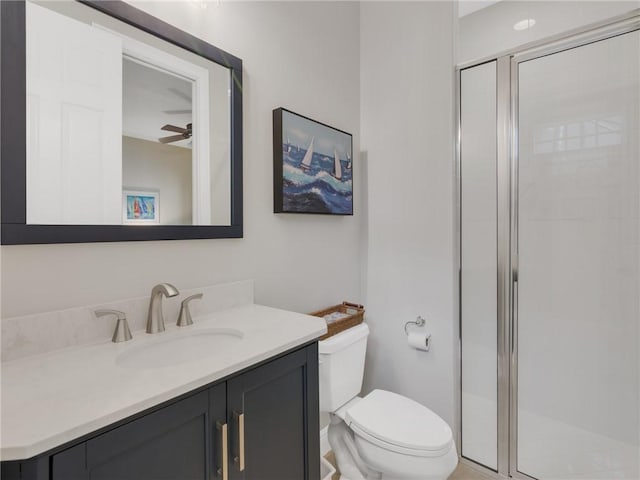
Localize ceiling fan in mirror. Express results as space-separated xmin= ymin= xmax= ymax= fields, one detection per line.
xmin=158 ymin=123 xmax=192 ymax=144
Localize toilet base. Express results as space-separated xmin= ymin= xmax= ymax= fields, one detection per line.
xmin=328 ymin=414 xmax=370 ymax=480
xmin=327 ymin=415 xmax=458 ymax=480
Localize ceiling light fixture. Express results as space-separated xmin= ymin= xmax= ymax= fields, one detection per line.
xmin=513 ymin=18 xmax=536 ymax=31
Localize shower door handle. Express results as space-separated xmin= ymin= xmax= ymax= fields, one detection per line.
xmin=511 ymin=256 xmax=518 ymax=352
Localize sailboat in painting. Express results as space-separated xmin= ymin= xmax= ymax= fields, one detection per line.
xmin=346 ymin=151 xmax=351 ymax=170
xmin=286 ymin=137 xmax=292 ymax=153
xmin=300 ymin=137 xmax=314 ymax=171
xmin=332 ymin=148 xmax=342 ymax=180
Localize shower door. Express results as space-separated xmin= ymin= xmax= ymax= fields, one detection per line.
xmin=459 ymin=18 xmax=640 ymax=480
xmin=513 ymin=29 xmax=639 ymax=480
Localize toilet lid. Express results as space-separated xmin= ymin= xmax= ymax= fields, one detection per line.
xmin=345 ymin=390 xmax=453 ymax=456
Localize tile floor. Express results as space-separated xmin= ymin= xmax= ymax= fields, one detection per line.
xmin=449 ymin=463 xmax=495 ymax=480
xmin=324 ymin=452 xmax=493 ymax=480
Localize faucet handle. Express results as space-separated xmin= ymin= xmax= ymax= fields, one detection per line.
xmin=177 ymin=293 xmax=203 ymax=327
xmin=95 ymin=309 xmax=133 ymax=343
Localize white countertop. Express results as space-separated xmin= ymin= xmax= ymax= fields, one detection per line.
xmin=0 ymin=304 xmax=326 ymax=461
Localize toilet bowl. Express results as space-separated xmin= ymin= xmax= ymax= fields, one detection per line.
xmin=319 ymin=324 xmax=458 ymax=480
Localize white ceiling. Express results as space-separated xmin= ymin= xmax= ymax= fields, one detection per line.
xmin=122 ymin=58 xmax=193 ymax=149
xmin=458 ymin=0 xmax=502 ymax=18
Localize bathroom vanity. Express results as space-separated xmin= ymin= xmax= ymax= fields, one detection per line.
xmin=1 ymin=303 xmax=326 ymax=480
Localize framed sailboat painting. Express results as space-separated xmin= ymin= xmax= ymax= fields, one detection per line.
xmin=273 ymin=108 xmax=353 ymax=215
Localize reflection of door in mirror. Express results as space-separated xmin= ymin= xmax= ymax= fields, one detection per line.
xmin=26 ymin=1 xmax=123 ymax=225
xmin=25 ymin=0 xmax=229 ymax=227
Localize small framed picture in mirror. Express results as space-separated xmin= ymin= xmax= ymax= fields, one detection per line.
xmin=122 ymin=190 xmax=160 ymax=225
xmin=273 ymin=108 xmax=353 ymax=215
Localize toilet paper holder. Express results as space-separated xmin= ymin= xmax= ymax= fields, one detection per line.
xmin=404 ymin=316 xmax=426 ymax=335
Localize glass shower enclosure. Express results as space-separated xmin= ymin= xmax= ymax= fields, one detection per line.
xmin=458 ymin=14 xmax=640 ymax=480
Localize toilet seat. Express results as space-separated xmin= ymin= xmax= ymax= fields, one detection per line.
xmin=345 ymin=390 xmax=454 ymax=458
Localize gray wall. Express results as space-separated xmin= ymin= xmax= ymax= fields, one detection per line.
xmin=360 ymin=2 xmax=457 ymax=430
xmin=1 ymin=0 xmax=460 ymax=441
xmin=1 ymin=1 xmax=362 ymax=319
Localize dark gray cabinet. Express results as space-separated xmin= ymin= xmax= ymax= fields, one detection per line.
xmin=1 ymin=343 xmax=319 ymax=480
xmin=228 ymin=345 xmax=319 ymax=480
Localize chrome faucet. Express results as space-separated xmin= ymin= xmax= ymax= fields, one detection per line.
xmin=147 ymin=283 xmax=179 ymax=333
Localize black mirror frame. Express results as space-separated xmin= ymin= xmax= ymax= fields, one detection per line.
xmin=0 ymin=0 xmax=243 ymax=245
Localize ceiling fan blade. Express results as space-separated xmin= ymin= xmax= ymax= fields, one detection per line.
xmin=163 ymin=109 xmax=192 ymax=115
xmin=158 ymin=134 xmax=186 ymax=144
xmin=168 ymin=87 xmax=192 ymax=103
xmin=161 ymin=124 xmax=186 ymax=134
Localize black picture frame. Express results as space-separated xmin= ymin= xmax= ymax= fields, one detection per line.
xmin=0 ymin=0 xmax=243 ymax=245
xmin=273 ymin=108 xmax=353 ymax=215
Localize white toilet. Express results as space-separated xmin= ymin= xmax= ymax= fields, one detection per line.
xmin=319 ymin=323 xmax=458 ymax=480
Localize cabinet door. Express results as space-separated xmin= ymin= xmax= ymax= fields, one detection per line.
xmin=227 ymin=344 xmax=319 ymax=480
xmin=52 ymin=390 xmax=211 ymax=480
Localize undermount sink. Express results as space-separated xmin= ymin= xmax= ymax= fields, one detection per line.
xmin=116 ymin=328 xmax=244 ymax=370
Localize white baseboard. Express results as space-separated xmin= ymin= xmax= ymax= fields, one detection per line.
xmin=320 ymin=425 xmax=331 ymax=456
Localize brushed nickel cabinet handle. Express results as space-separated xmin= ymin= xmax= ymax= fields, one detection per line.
xmin=216 ymin=422 xmax=228 ymax=480
xmin=233 ymin=412 xmax=245 ymax=471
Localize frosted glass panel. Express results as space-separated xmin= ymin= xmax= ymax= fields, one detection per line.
xmin=517 ymin=31 xmax=640 ymax=479
xmin=460 ymin=61 xmax=498 ymax=470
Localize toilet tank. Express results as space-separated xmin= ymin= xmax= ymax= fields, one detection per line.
xmin=318 ymin=323 xmax=369 ymax=412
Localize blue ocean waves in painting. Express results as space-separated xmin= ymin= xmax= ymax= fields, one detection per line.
xmin=282 ymin=149 xmax=352 ymax=214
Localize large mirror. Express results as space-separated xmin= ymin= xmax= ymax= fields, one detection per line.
xmin=1 ymin=0 xmax=243 ymax=244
